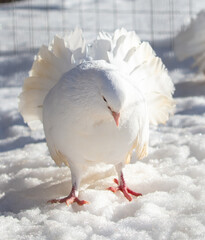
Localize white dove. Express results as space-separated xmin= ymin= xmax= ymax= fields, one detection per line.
xmin=175 ymin=11 xmax=205 ymax=73
xmin=19 ymin=28 xmax=174 ymax=206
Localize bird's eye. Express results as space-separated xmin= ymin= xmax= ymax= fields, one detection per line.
xmin=102 ymin=96 xmax=107 ymax=102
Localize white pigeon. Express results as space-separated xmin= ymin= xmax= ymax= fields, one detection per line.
xmin=175 ymin=11 xmax=205 ymax=73
xmin=19 ymin=28 xmax=174 ymax=206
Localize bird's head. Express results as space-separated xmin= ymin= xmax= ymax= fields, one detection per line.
xmin=73 ymin=60 xmax=131 ymax=128
xmin=83 ymin=61 xmax=127 ymax=127
xmin=99 ymin=70 xmax=126 ymax=127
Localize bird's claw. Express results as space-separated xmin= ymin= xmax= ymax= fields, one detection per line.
xmin=47 ymin=196 xmax=89 ymax=206
xmin=108 ymin=178 xmax=142 ymax=201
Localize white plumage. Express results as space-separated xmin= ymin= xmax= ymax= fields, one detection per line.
xmin=19 ymin=28 xmax=174 ymax=205
xmin=175 ymin=11 xmax=205 ymax=73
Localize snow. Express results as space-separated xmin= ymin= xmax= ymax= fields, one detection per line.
xmin=1 ymin=1 xmax=205 ymax=240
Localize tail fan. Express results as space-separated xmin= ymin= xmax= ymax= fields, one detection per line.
xmin=20 ymin=28 xmax=174 ymax=129
xmin=175 ymin=11 xmax=205 ymax=73
xmin=91 ymin=28 xmax=175 ymax=126
xmin=19 ymin=28 xmax=86 ymax=129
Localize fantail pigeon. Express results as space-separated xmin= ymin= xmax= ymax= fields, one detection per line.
xmin=19 ymin=28 xmax=174 ymax=206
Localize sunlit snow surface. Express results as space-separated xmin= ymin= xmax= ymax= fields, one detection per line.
xmin=1 ymin=1 xmax=205 ymax=240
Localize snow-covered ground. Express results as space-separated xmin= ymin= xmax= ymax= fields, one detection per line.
xmin=1 ymin=1 xmax=205 ymax=240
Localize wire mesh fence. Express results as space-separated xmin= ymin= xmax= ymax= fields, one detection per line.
xmin=0 ymin=0 xmax=205 ymax=54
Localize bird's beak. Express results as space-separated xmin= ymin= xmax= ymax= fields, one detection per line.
xmin=112 ymin=111 xmax=120 ymax=127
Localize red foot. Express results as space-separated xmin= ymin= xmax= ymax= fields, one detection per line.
xmin=47 ymin=186 xmax=89 ymax=206
xmin=48 ymin=196 xmax=89 ymax=206
xmin=108 ymin=178 xmax=142 ymax=201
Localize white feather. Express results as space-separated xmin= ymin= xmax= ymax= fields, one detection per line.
xmin=175 ymin=11 xmax=205 ymax=73
xmin=19 ymin=27 xmax=86 ymax=129
xmin=91 ymin=28 xmax=175 ymax=125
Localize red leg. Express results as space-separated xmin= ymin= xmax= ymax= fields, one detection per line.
xmin=108 ymin=172 xmax=142 ymax=201
xmin=47 ymin=185 xmax=89 ymax=206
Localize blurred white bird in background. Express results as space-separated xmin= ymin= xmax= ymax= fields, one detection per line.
xmin=19 ymin=28 xmax=174 ymax=206
xmin=175 ymin=11 xmax=205 ymax=73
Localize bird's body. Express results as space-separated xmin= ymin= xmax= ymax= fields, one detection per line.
xmin=43 ymin=60 xmax=148 ymax=167
xmin=19 ymin=28 xmax=174 ymax=205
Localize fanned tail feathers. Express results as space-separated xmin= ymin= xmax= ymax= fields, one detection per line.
xmin=175 ymin=11 xmax=205 ymax=73
xmin=19 ymin=27 xmax=174 ymax=130
xmin=19 ymin=28 xmax=86 ymax=129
